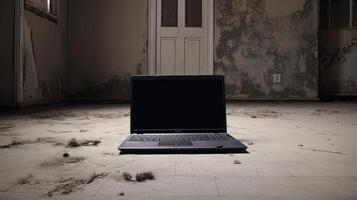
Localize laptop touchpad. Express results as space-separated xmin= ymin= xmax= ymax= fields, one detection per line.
xmin=159 ymin=140 xmax=192 ymax=146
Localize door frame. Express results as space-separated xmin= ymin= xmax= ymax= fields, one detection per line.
xmin=14 ymin=0 xmax=24 ymax=104
xmin=148 ymin=0 xmax=214 ymax=75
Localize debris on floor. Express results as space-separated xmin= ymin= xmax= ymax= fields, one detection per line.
xmin=298 ymin=144 xmax=304 ymax=147
xmin=303 ymin=148 xmax=344 ymax=154
xmin=102 ymin=152 xmax=116 ymax=156
xmin=62 ymin=153 xmax=69 ymax=158
xmin=17 ymin=174 xmax=38 ymax=185
xmin=0 ymin=124 xmax=13 ymax=132
xmin=227 ymin=109 xmax=284 ymax=118
xmin=31 ymin=111 xmax=76 ymax=120
xmin=40 ymin=156 xmax=86 ymax=167
xmin=311 ymin=109 xmax=340 ymax=116
xmin=66 ymin=138 xmax=101 ymax=148
xmin=86 ymin=172 xmax=108 ymax=184
xmin=135 ymin=171 xmax=155 ymax=182
xmin=47 ymin=172 xmax=108 ymax=196
xmin=92 ymin=113 xmax=129 ymax=119
xmin=48 ymin=130 xmax=73 ymax=134
xmin=118 ymin=192 xmax=125 ymax=196
xmin=81 ymin=139 xmax=101 ymax=146
xmin=47 ymin=178 xmax=85 ymax=196
xmin=66 ymin=138 xmax=80 ymax=147
xmin=233 ymin=160 xmax=242 ymax=164
xmin=0 ymin=137 xmax=64 ymax=149
xmin=122 ymin=172 xmax=132 ymax=181
xmin=247 ymin=142 xmax=254 ymax=145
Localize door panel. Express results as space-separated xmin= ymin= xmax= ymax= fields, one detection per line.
xmin=185 ymin=38 xmax=201 ymax=74
xmin=157 ymin=0 xmax=209 ymax=75
xmin=160 ymin=38 xmax=177 ymax=74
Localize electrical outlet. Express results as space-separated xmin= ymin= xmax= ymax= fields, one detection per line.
xmin=273 ymin=73 xmax=281 ymax=83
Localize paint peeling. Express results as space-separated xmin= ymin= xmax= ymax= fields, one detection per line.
xmin=319 ymin=29 xmax=357 ymax=95
xmin=215 ymin=0 xmax=318 ymax=98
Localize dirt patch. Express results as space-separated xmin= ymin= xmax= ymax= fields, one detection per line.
xmin=122 ymin=172 xmax=132 ymax=181
xmin=40 ymin=156 xmax=86 ymax=167
xmin=47 ymin=173 xmax=108 ymax=196
xmin=17 ymin=174 xmax=39 ymax=185
xmin=31 ymin=111 xmax=129 ymax=121
xmin=0 ymin=124 xmax=14 ymax=132
xmin=311 ymin=109 xmax=340 ymax=116
xmin=91 ymin=113 xmax=129 ymax=119
xmin=122 ymin=171 xmax=155 ymax=182
xmin=0 ymin=137 xmax=64 ymax=149
xmin=31 ymin=111 xmax=76 ymax=120
xmin=233 ymin=160 xmax=242 ymax=164
xmin=66 ymin=138 xmax=101 ymax=148
xmin=135 ymin=171 xmax=155 ymax=182
xmin=227 ymin=109 xmax=283 ymax=118
xmin=48 ymin=130 xmax=73 ymax=134
xmin=302 ymin=148 xmax=344 ymax=154
xmin=86 ymin=172 xmax=108 ymax=184
xmin=102 ymin=152 xmax=117 ymax=157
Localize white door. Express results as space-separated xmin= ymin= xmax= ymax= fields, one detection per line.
xmin=156 ymin=0 xmax=211 ymax=75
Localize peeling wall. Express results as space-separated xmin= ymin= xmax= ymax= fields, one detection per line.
xmin=68 ymin=0 xmax=148 ymax=100
xmin=23 ymin=0 xmax=68 ymax=103
xmin=0 ymin=0 xmax=15 ymax=104
xmin=319 ymin=30 xmax=357 ymax=95
xmin=215 ymin=0 xmax=318 ymax=98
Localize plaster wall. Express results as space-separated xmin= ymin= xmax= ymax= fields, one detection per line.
xmin=215 ymin=0 xmax=318 ymax=98
xmin=319 ymin=29 xmax=357 ymax=95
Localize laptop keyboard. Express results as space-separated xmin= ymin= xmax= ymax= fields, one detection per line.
xmin=129 ymin=134 xmax=230 ymax=142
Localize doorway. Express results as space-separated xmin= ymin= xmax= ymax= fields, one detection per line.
xmin=148 ymin=0 xmax=214 ymax=75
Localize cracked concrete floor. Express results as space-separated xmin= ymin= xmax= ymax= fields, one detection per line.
xmin=0 ymin=102 xmax=357 ymax=200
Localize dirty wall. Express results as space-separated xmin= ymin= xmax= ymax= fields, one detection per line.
xmin=319 ymin=30 xmax=357 ymax=95
xmin=215 ymin=0 xmax=318 ymax=98
xmin=69 ymin=0 xmax=318 ymax=100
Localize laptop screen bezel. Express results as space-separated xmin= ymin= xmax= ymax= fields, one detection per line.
xmin=130 ymin=75 xmax=227 ymax=134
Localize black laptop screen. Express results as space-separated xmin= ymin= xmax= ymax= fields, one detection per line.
xmin=131 ymin=76 xmax=227 ymax=133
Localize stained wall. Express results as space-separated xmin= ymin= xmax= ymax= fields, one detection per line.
xmin=68 ymin=0 xmax=318 ymax=100
xmin=319 ymin=30 xmax=357 ymax=95
xmin=215 ymin=0 xmax=318 ymax=98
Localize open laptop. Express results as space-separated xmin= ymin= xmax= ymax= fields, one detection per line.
xmin=118 ymin=75 xmax=247 ymax=154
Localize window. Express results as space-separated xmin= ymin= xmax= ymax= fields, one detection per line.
xmin=162 ymin=0 xmax=178 ymax=27
xmin=185 ymin=0 xmax=202 ymax=27
xmin=25 ymin=0 xmax=58 ymax=23
xmin=320 ymin=0 xmax=356 ymax=28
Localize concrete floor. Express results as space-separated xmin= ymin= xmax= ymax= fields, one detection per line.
xmin=0 ymin=102 xmax=357 ymax=200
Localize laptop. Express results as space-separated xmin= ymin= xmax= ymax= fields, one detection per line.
xmin=118 ymin=75 xmax=247 ymax=154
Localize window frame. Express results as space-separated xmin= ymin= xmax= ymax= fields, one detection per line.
xmin=319 ymin=0 xmax=357 ymax=29
xmin=25 ymin=0 xmax=58 ymax=23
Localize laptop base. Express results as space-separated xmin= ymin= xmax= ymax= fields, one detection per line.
xmin=119 ymin=148 xmax=248 ymax=155
xmin=118 ymin=133 xmax=247 ymax=154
